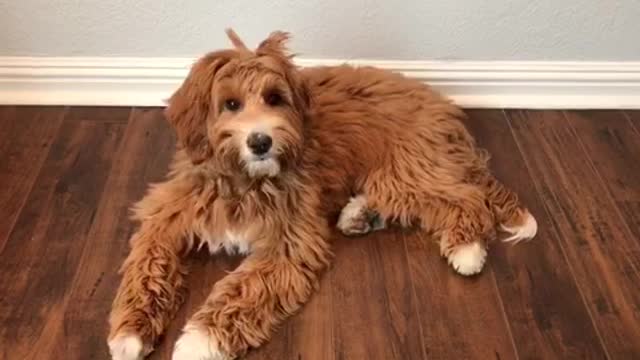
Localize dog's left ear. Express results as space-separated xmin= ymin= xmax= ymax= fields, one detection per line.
xmin=256 ymin=31 xmax=291 ymax=57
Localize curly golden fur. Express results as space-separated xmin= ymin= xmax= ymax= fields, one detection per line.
xmin=108 ymin=29 xmax=537 ymax=360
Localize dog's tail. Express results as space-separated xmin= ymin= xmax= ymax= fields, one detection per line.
xmin=483 ymin=175 xmax=538 ymax=244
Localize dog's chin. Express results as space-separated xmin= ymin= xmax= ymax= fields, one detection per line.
xmin=244 ymin=156 xmax=281 ymax=178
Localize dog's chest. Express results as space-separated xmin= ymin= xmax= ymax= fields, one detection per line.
xmin=197 ymin=229 xmax=252 ymax=256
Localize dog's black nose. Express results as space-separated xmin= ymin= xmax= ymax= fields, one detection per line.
xmin=247 ymin=132 xmax=273 ymax=155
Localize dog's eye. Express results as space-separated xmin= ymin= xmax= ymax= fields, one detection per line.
xmin=219 ymin=131 xmax=233 ymax=141
xmin=224 ymin=99 xmax=241 ymax=112
xmin=264 ymin=92 xmax=283 ymax=106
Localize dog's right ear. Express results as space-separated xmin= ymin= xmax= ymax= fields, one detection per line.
xmin=165 ymin=50 xmax=235 ymax=164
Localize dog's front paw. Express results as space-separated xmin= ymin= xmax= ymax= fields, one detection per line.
xmin=108 ymin=333 xmax=150 ymax=360
xmin=173 ymin=324 xmax=231 ymax=360
xmin=337 ymin=195 xmax=385 ymax=236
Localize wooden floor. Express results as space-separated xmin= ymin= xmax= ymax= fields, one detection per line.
xmin=1 ymin=107 xmax=639 ymax=360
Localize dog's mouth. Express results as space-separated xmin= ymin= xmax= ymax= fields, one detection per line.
xmin=253 ymin=153 xmax=272 ymax=161
xmin=244 ymin=153 xmax=281 ymax=178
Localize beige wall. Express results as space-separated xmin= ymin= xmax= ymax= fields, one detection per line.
xmin=1 ymin=0 xmax=639 ymax=60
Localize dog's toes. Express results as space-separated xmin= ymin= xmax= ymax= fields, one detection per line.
xmin=368 ymin=211 xmax=386 ymax=231
xmin=339 ymin=218 xmax=372 ymax=236
xmin=447 ymin=242 xmax=487 ymax=276
xmin=501 ymin=210 xmax=537 ymax=244
xmin=109 ymin=333 xmax=148 ymax=360
xmin=337 ymin=195 xmax=370 ymax=236
xmin=337 ymin=195 xmax=385 ymax=236
xmin=172 ymin=324 xmax=230 ymax=360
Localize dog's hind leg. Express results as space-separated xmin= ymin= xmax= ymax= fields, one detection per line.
xmin=362 ymin=171 xmax=496 ymax=275
xmin=434 ymin=202 xmax=496 ymax=276
xmin=336 ymin=194 xmax=386 ymax=236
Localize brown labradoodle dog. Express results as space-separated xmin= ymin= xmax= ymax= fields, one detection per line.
xmin=108 ymin=29 xmax=537 ymax=360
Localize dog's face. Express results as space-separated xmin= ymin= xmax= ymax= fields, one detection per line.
xmin=165 ymin=30 xmax=309 ymax=179
xmin=210 ymin=55 xmax=307 ymax=178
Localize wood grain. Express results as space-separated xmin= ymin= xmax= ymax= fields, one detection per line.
xmin=0 ymin=106 xmax=65 ymax=252
xmin=625 ymin=110 xmax=640 ymax=132
xmin=39 ymin=108 xmax=173 ymax=359
xmin=63 ymin=106 xmax=132 ymax=123
xmin=567 ymin=110 xmax=640 ymax=244
xmin=329 ymin=230 xmax=425 ymax=360
xmin=251 ymin=229 xmax=426 ymax=360
xmin=465 ymin=110 xmax=608 ymax=359
xmin=403 ymin=229 xmax=518 ymax=360
xmin=604 ymin=110 xmax=640 ymax=243
xmin=506 ymin=109 xmax=640 ymax=358
xmin=0 ymin=108 xmax=129 ymax=360
xmin=1 ymin=107 xmax=640 ymax=359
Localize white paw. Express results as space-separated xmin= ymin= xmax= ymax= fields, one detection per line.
xmin=337 ymin=195 xmax=368 ymax=233
xmin=448 ymin=242 xmax=487 ymax=276
xmin=337 ymin=195 xmax=386 ymax=235
xmin=501 ymin=210 xmax=538 ymax=244
xmin=108 ymin=334 xmax=144 ymax=360
xmin=172 ymin=324 xmax=230 ymax=360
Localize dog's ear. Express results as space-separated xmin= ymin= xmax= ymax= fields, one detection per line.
xmin=256 ymin=31 xmax=291 ymax=57
xmin=165 ymin=50 xmax=235 ymax=164
xmin=225 ymin=28 xmax=250 ymax=52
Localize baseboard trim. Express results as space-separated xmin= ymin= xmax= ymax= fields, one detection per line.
xmin=1 ymin=57 xmax=639 ymax=109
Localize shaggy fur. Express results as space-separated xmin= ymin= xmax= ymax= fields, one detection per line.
xmin=108 ymin=29 xmax=537 ymax=360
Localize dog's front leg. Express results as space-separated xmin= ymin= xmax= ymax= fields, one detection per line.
xmin=108 ymin=177 xmax=209 ymax=360
xmin=107 ymin=219 xmax=192 ymax=360
xmin=172 ymin=219 xmax=331 ymax=359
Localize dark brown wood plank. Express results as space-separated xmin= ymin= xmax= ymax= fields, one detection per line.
xmin=0 ymin=106 xmax=65 ymax=252
xmin=63 ymin=106 xmax=132 ymax=122
xmin=564 ymin=111 xmax=640 ymax=201
xmin=403 ymin=230 xmax=517 ymax=360
xmin=617 ymin=110 xmax=640 ymax=244
xmin=329 ymin=230 xmax=425 ymax=360
xmin=506 ymin=109 xmax=640 ymax=358
xmin=24 ymin=108 xmax=170 ymax=359
xmin=254 ymin=231 xmax=425 ymax=360
xmin=566 ymin=110 xmax=640 ymax=244
xmin=4 ymin=106 xmax=639 ymax=360
xmin=0 ymin=108 xmax=129 ymax=360
xmin=624 ymin=111 xmax=640 ymax=134
xmin=465 ymin=110 xmax=608 ymax=359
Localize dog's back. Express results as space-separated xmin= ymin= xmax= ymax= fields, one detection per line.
xmin=302 ymin=64 xmax=534 ymax=243
xmin=301 ymin=64 xmax=478 ymax=205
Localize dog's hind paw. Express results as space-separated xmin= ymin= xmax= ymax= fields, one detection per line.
xmin=447 ymin=242 xmax=487 ymax=276
xmin=501 ymin=210 xmax=537 ymax=244
xmin=173 ymin=324 xmax=231 ymax=360
xmin=109 ymin=334 xmax=147 ymax=360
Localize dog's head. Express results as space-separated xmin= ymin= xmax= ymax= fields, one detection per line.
xmin=165 ymin=29 xmax=310 ymax=179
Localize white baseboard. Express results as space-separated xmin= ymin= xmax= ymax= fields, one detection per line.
xmin=1 ymin=57 xmax=639 ymax=109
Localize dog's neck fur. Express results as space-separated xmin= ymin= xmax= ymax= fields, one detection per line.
xmin=216 ymin=174 xmax=271 ymax=201
xmin=214 ymin=169 xmax=300 ymax=204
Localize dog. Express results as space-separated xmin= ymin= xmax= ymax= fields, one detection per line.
xmin=107 ymin=29 xmax=537 ymax=360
